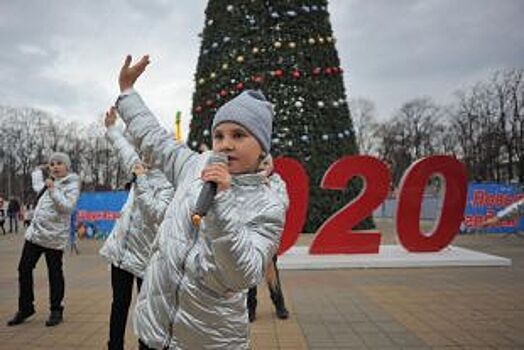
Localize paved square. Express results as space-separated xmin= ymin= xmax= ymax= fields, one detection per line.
xmin=1 ymin=219 xmax=523 ymax=349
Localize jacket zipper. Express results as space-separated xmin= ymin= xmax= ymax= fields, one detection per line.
xmin=164 ymin=224 xmax=199 ymax=348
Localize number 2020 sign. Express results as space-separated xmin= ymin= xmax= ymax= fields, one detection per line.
xmin=273 ymin=155 xmax=468 ymax=256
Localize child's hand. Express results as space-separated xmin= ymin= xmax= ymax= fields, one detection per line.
xmin=132 ymin=163 xmax=147 ymax=176
xmin=201 ymin=163 xmax=231 ymax=193
xmin=119 ymin=55 xmax=150 ymax=92
xmin=45 ymin=179 xmax=55 ymax=189
xmin=105 ymin=106 xmax=117 ymax=127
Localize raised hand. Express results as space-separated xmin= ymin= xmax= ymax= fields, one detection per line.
xmin=119 ymin=55 xmax=150 ymax=92
xmin=105 ymin=106 xmax=118 ymax=128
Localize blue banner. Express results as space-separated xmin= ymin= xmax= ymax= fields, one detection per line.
xmin=72 ymin=191 xmax=128 ymax=239
xmin=463 ymin=183 xmax=524 ymax=234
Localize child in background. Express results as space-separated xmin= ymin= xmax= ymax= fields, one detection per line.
xmin=7 ymin=153 xmax=80 ymax=327
xmin=114 ymin=55 xmax=288 ymax=350
xmin=100 ymin=107 xmax=174 ymax=350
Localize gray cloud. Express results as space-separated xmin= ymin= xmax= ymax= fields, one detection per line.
xmin=331 ymin=0 xmax=524 ymax=118
xmin=1 ymin=0 xmax=522 ymax=132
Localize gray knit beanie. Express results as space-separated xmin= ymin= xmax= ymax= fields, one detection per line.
xmin=212 ymin=90 xmax=274 ymax=152
xmin=49 ymin=152 xmax=71 ymax=170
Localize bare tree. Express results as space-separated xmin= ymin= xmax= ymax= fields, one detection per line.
xmin=0 ymin=105 xmax=126 ymax=198
xmin=374 ymin=97 xmax=445 ymax=185
xmin=450 ymin=69 xmax=523 ymax=182
xmin=350 ymin=97 xmax=379 ymax=155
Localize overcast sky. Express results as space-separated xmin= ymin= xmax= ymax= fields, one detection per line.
xmin=1 ymin=0 xmax=523 ymax=136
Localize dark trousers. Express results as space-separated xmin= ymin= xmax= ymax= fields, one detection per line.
xmin=17 ymin=240 xmax=64 ymax=312
xmin=8 ymin=215 xmax=18 ymax=233
xmin=0 ymin=220 xmax=5 ymax=234
xmin=138 ymin=339 xmax=167 ymax=350
xmin=247 ymin=255 xmax=286 ymax=312
xmin=108 ymin=265 xmax=142 ymax=350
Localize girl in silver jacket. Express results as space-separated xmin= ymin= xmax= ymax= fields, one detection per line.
xmin=115 ymin=55 xmax=288 ymax=349
xmin=100 ymin=107 xmax=174 ymax=350
xmin=7 ymin=152 xmax=80 ymax=327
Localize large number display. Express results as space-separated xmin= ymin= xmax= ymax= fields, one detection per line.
xmin=274 ymin=155 xmax=468 ymax=255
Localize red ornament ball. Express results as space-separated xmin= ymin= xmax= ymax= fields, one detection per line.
xmin=292 ymin=70 xmax=301 ymax=78
xmin=273 ymin=69 xmax=284 ymax=77
xmin=252 ymin=75 xmax=264 ymax=84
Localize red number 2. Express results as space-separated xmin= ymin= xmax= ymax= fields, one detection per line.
xmin=309 ymin=156 xmax=390 ymax=254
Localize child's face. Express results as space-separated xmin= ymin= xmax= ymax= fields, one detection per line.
xmin=212 ymin=122 xmax=264 ymax=174
xmin=48 ymin=160 xmax=68 ymax=179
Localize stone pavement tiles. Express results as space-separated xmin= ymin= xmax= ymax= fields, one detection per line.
xmin=1 ymin=219 xmax=524 ymax=349
xmin=0 ymin=232 xmax=305 ymax=350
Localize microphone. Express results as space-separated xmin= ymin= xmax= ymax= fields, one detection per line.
xmin=130 ymin=172 xmax=138 ymax=184
xmin=35 ymin=175 xmax=54 ymax=205
xmin=191 ymin=152 xmax=228 ymax=228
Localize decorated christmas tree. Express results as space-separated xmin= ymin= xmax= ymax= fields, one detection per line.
xmin=188 ymin=0 xmax=370 ymax=232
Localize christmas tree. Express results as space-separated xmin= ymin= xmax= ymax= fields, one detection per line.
xmin=188 ymin=0 xmax=370 ymax=232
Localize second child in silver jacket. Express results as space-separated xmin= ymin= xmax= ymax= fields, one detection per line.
xmin=100 ymin=111 xmax=174 ymax=350
xmin=115 ymin=55 xmax=288 ymax=350
xmin=7 ymin=152 xmax=80 ymax=327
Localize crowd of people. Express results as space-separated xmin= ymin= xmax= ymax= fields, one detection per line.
xmin=2 ymin=54 xmax=521 ymax=350
xmin=0 ymin=197 xmax=34 ymax=235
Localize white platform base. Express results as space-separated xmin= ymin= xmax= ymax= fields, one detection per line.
xmin=277 ymin=245 xmax=511 ymax=270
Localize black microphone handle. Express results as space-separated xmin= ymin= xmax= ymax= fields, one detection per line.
xmin=194 ymin=181 xmax=218 ymax=217
xmin=34 ymin=175 xmax=55 ymax=204
xmin=191 ymin=152 xmax=228 ymax=227
xmin=35 ymin=186 xmax=47 ymax=203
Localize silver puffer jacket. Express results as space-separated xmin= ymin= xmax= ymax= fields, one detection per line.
xmin=116 ymin=90 xmax=288 ymax=349
xmin=25 ymin=169 xmax=81 ymax=251
xmin=100 ymin=126 xmax=174 ymax=278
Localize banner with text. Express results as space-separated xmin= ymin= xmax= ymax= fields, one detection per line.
xmin=463 ymin=183 xmax=524 ymax=234
xmin=72 ymin=191 xmax=128 ymax=240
